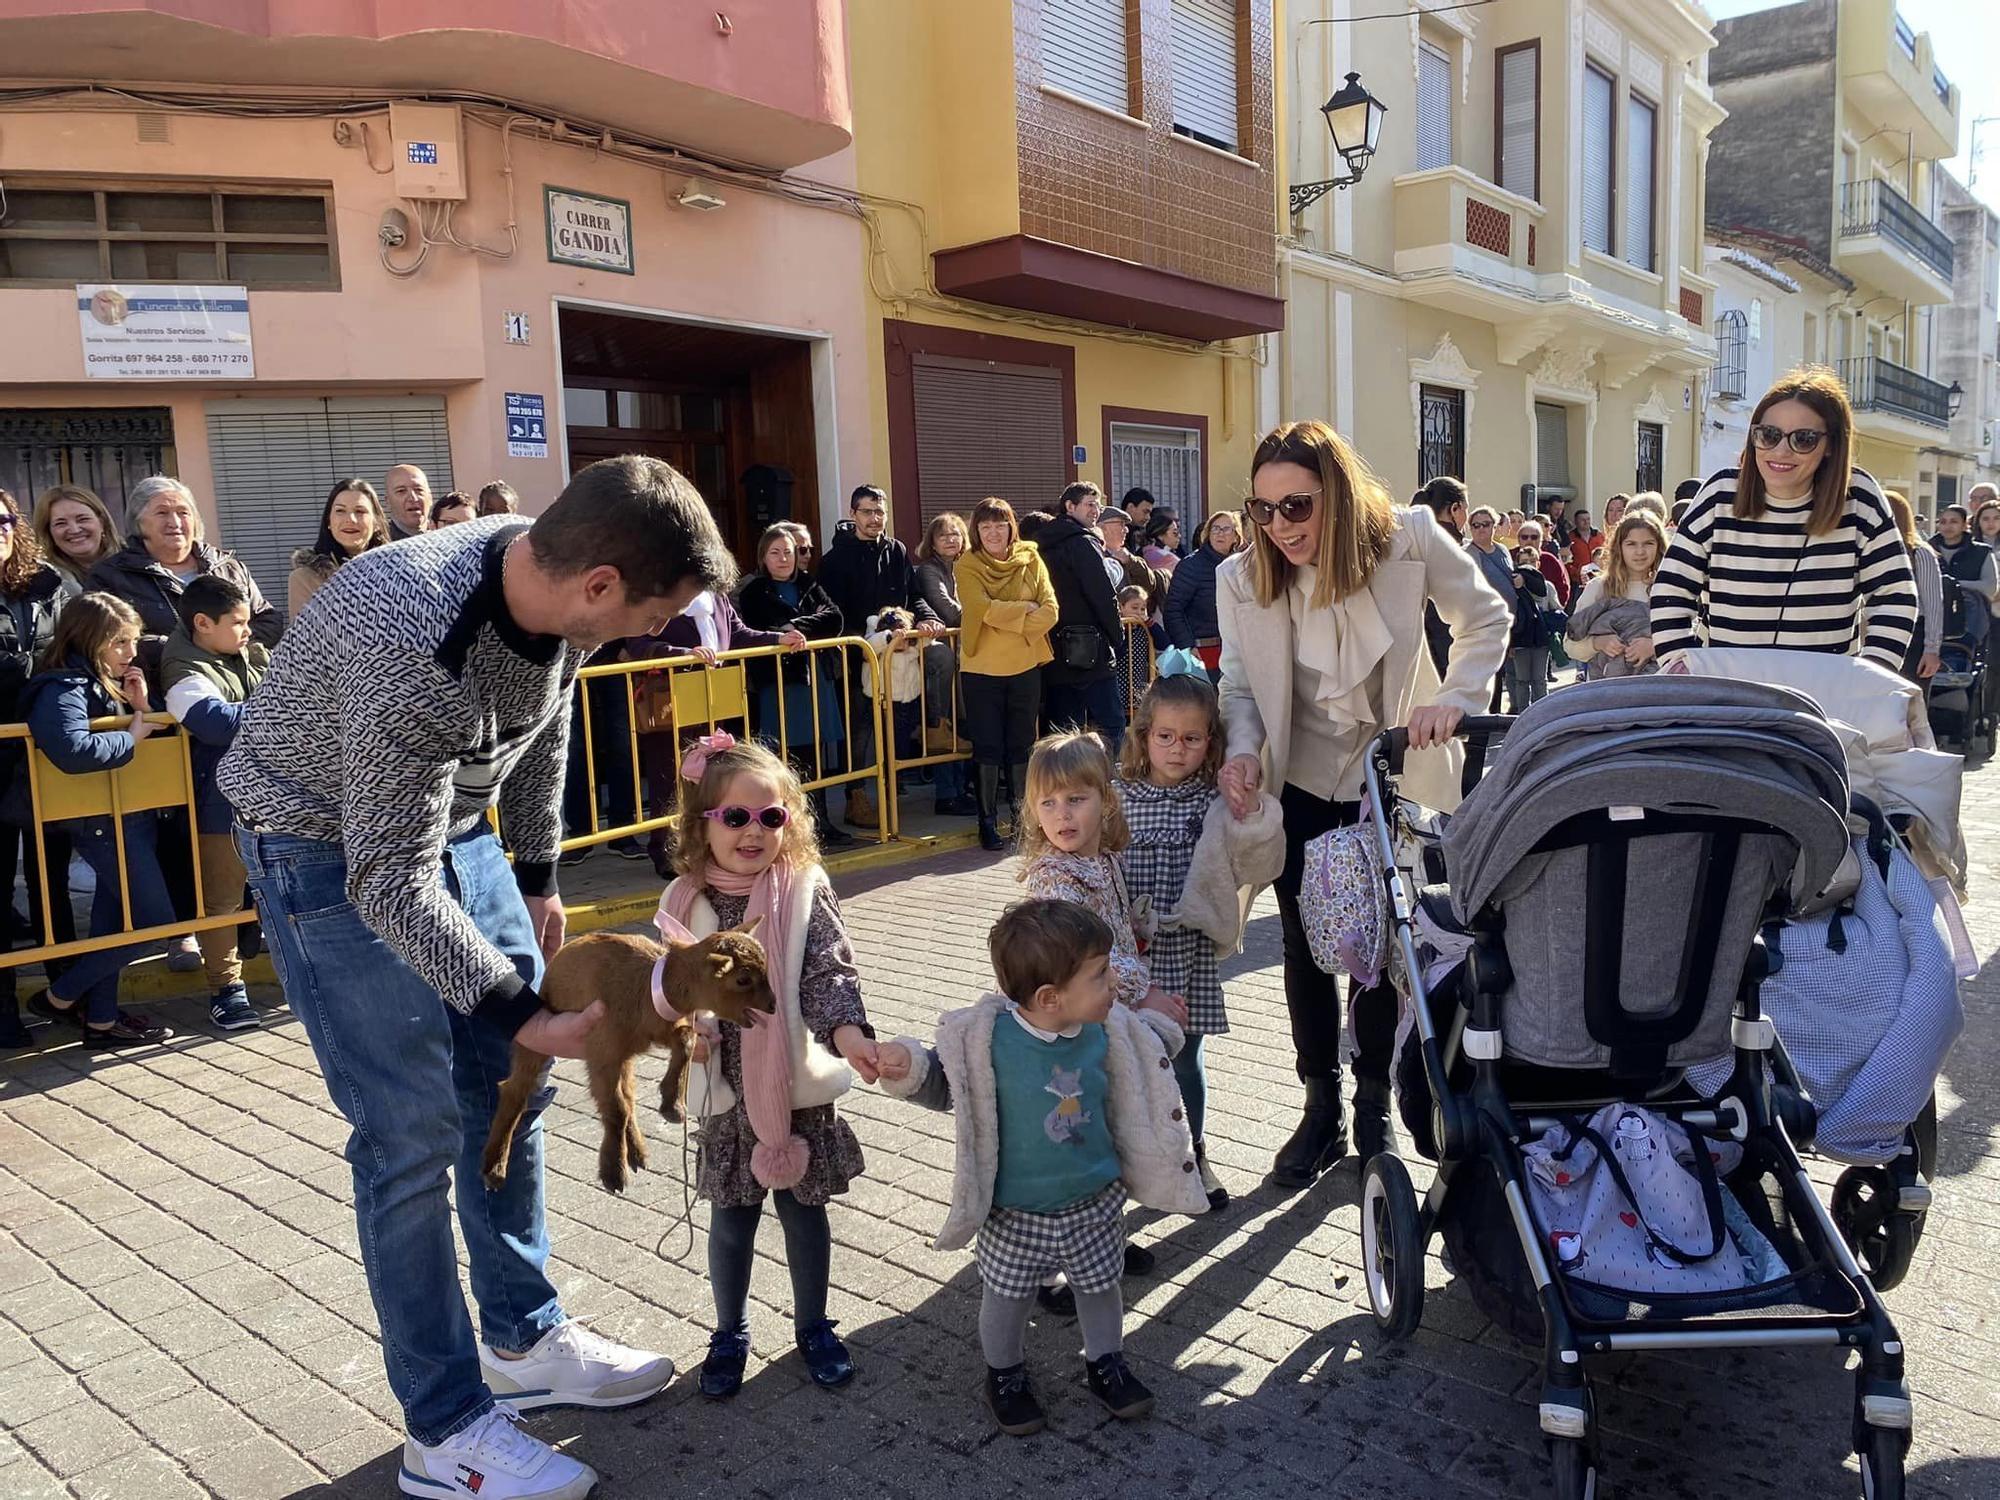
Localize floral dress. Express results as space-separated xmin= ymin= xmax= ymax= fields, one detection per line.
xmin=1115 ymin=776 xmax=1227 ymax=1035
xmin=694 ymin=884 xmax=869 ymax=1208
xmin=1022 ymin=849 xmax=1150 ymax=1008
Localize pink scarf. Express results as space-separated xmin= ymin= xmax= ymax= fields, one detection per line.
xmin=659 ymin=860 xmax=810 ymax=1191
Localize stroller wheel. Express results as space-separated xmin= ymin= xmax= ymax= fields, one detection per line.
xmin=1859 ymin=1424 xmax=1907 ymax=1499
xmin=1548 ymin=1434 xmax=1599 ymax=1500
xmin=1360 ymin=1154 xmax=1426 ymax=1339
xmin=1832 ymin=1166 xmax=1919 ymax=1292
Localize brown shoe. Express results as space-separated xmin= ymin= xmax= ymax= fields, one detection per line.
xmin=845 ymin=782 xmax=879 ymax=829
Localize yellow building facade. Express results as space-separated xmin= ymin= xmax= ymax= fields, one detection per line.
xmin=849 ymin=0 xmax=1282 ymax=545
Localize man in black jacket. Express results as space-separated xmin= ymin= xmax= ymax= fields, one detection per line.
xmin=1039 ymin=481 xmax=1127 ymax=745
xmin=815 ymin=484 xmax=942 ymax=827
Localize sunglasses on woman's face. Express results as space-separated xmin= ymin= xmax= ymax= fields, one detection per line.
xmin=1244 ymin=492 xmax=1319 ymax=526
xmin=702 ymin=804 xmax=791 ymax=831
xmin=0 ymin=515 xmax=18 ymax=533
xmin=1750 ymin=423 xmax=1826 ymax=455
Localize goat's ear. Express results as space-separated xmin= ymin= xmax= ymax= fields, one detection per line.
xmin=733 ymin=914 xmax=764 ymax=938
xmin=707 ymin=951 xmax=735 ymax=976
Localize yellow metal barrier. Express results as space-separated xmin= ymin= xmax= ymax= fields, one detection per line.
xmin=877 ymin=627 xmax=971 ymax=839
xmin=562 ymin=636 xmax=893 ymax=852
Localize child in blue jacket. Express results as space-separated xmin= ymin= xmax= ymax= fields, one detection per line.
xmin=161 ymin=574 xmax=268 ymax=1032
xmin=21 ymin=592 xmax=176 ymax=1046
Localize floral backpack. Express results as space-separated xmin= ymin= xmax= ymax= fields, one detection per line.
xmin=1299 ymin=820 xmax=1390 ymax=987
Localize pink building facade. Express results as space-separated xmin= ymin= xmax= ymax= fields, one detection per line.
xmin=0 ymin=0 xmax=866 ymax=600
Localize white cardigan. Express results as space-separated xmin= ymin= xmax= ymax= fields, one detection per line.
xmin=1217 ymin=505 xmax=1510 ymax=812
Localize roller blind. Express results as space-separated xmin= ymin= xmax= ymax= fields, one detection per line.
xmin=1625 ymin=93 xmax=1657 ymax=272
xmin=1417 ymin=40 xmax=1452 ymax=172
xmin=1043 ymin=0 xmax=1130 ymax=115
xmin=205 ymin=395 xmax=454 ymax=606
xmin=1583 ymin=65 xmax=1615 ymax=256
xmin=910 ymin=357 xmax=1068 ymax=532
xmin=1171 ymin=0 xmax=1240 ymax=153
xmin=1496 ymin=44 xmax=1539 ymax=200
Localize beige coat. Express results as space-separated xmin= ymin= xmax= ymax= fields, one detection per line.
xmin=1216 ymin=504 xmax=1509 ymax=814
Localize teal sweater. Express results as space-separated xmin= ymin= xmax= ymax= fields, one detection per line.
xmin=990 ymin=1013 xmax=1119 ymax=1212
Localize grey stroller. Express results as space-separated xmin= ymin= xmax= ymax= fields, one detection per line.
xmin=1357 ymin=677 xmax=1913 ymax=1499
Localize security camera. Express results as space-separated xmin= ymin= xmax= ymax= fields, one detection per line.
xmin=379 ymin=207 xmax=410 ymax=248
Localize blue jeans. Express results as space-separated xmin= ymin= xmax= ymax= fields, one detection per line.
xmin=235 ymin=824 xmax=564 ymax=1445
xmin=55 ymin=813 xmax=179 ymax=1026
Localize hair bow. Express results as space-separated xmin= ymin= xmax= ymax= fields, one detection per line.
xmin=679 ymin=730 xmax=736 ymax=782
xmin=1155 ymin=646 xmax=1208 ymax=680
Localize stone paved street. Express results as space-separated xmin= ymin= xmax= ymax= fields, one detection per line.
xmin=3 ymin=761 xmax=1999 ymax=1500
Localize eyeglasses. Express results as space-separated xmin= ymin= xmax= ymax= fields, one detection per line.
xmin=1750 ymin=423 xmax=1826 ymax=455
xmin=702 ymin=804 xmax=792 ymax=831
xmin=0 ymin=515 xmax=18 ymax=533
xmin=1470 ymin=518 xmax=1495 ymax=529
xmin=1244 ymin=492 xmax=1319 ymax=526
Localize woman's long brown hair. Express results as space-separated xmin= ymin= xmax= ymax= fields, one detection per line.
xmin=1734 ymin=365 xmax=1855 ymax=536
xmin=1601 ymin=512 xmax=1667 ymax=598
xmin=0 ymin=489 xmax=46 ymax=597
xmin=1246 ymin=420 xmax=1398 ymax=609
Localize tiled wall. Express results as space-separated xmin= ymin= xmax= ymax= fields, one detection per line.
xmin=1012 ymin=0 xmax=1276 ymax=296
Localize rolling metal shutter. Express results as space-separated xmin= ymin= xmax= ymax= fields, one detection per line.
xmin=1497 ymin=45 xmax=1538 ymax=200
xmin=910 ymin=357 xmax=1068 ymax=531
xmin=1043 ymin=0 xmax=1130 ymax=115
xmin=1625 ymin=93 xmax=1656 ymax=272
xmin=1535 ymin=401 xmax=1571 ymax=490
xmin=1417 ymin=40 xmax=1452 ymax=173
xmin=1582 ymin=65 xmax=1615 ymax=256
xmin=1170 ymin=0 xmax=1239 ymax=153
xmin=205 ymin=395 xmax=454 ymax=606
xmin=1108 ymin=423 xmax=1204 ymax=519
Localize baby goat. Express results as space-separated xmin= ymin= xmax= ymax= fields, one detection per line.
xmin=482 ymin=923 xmax=777 ymax=1194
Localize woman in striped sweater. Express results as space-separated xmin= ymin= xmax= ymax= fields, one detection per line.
xmin=1651 ymin=366 xmax=1917 ymax=669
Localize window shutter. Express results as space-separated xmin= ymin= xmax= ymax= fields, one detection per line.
xmin=1625 ymin=94 xmax=1656 ymax=272
xmin=206 ymin=395 xmax=454 ymax=606
xmin=1170 ymin=0 xmax=1239 ymax=153
xmin=1496 ymin=45 xmax=1538 ymax=200
xmin=1582 ymin=66 xmax=1615 ymax=256
xmin=1043 ymin=0 xmax=1130 ymax=115
xmin=1108 ymin=423 xmax=1203 ymax=518
xmin=1535 ymin=401 xmax=1571 ymax=488
xmin=910 ymin=359 xmax=1069 ymax=533
xmin=1416 ymin=40 xmax=1452 ymax=173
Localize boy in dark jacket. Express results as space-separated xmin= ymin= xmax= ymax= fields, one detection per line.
xmin=161 ymin=574 xmax=269 ymax=1031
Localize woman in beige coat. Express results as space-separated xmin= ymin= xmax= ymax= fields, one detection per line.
xmin=1217 ymin=420 xmax=1509 ymax=1189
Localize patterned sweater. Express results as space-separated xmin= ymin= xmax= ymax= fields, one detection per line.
xmin=1022 ymin=849 xmax=1149 ymax=1007
xmin=218 ymin=519 xmax=579 ymax=1027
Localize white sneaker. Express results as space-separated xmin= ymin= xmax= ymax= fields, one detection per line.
xmin=398 ymin=1408 xmax=595 ymax=1499
xmin=480 ymin=1321 xmax=674 ymax=1413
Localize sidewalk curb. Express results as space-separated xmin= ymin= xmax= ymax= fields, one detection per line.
xmin=22 ymin=829 xmax=984 ymax=1005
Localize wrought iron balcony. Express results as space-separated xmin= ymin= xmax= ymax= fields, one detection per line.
xmin=1840 ymin=179 xmax=1954 ymax=281
xmin=1838 ymin=355 xmax=1951 ymax=429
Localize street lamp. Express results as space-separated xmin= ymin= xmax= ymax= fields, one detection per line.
xmin=1948 ymin=380 xmax=1965 ymax=417
xmin=1289 ymin=72 xmax=1386 ymax=216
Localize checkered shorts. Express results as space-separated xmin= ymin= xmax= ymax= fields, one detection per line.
xmin=975 ymin=1181 xmax=1128 ymax=1300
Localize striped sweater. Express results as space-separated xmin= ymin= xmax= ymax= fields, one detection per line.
xmin=1649 ymin=467 xmax=1917 ymax=668
xmin=219 ymin=519 xmax=578 ymax=1029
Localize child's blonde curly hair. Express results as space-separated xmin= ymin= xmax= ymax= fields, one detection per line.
xmin=1014 ymin=729 xmax=1128 ymax=875
xmin=672 ymin=737 xmax=821 ymax=876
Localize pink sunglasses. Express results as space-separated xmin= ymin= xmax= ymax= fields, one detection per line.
xmin=703 ymin=804 xmax=791 ymax=831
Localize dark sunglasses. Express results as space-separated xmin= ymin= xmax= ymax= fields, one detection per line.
xmin=0 ymin=515 xmax=17 ymax=533
xmin=1244 ymin=492 xmax=1319 ymax=526
xmin=702 ymin=804 xmax=791 ymax=831
xmin=1750 ymin=423 xmax=1826 ymax=455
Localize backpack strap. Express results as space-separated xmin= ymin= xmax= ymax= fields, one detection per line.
xmin=1575 ymin=1117 xmax=1728 ymax=1265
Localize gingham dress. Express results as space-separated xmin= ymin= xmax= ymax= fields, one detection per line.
xmin=1115 ymin=777 xmax=1227 ymax=1035
xmin=694 ymin=886 xmax=869 ymax=1207
xmin=975 ymin=1181 xmax=1128 ymax=1300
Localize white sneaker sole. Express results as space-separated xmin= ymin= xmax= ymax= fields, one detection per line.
xmin=484 ymin=1361 xmax=674 ymax=1413
xmin=398 ymin=1463 xmax=597 ymax=1500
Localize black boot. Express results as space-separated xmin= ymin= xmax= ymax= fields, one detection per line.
xmin=812 ymin=791 xmax=859 ymax=849
xmin=977 ymin=765 xmax=1005 ymax=852
xmin=1084 ymin=1351 xmax=1155 ymax=1420
xmin=1007 ymin=763 xmax=1031 ymax=835
xmin=1271 ymin=1076 xmax=1347 ymax=1190
xmin=0 ymin=986 xmax=30 ymax=1050
xmin=984 ymin=1363 xmax=1046 ymax=1436
xmin=1352 ymin=1077 xmax=1399 ymax=1174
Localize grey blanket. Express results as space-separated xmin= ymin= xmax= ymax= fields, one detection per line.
xmin=1567 ymin=594 xmax=1655 ymax=679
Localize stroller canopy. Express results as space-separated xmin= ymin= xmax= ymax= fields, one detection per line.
xmin=1444 ymin=676 xmax=1852 ymax=922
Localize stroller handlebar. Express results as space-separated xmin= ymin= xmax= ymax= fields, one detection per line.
xmin=1374 ymin=715 xmax=1515 ymax=778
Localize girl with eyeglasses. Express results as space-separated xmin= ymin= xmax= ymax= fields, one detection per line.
xmin=1651 ymin=367 xmax=1917 ymax=668
xmin=658 ymin=733 xmax=881 ymax=1401
xmin=1217 ymin=421 xmax=1511 ymax=1190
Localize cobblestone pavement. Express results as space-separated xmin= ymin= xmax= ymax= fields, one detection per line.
xmin=3 ymin=763 xmax=1999 ymax=1500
